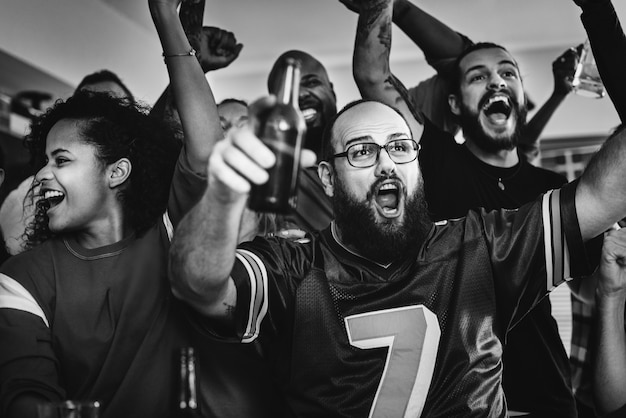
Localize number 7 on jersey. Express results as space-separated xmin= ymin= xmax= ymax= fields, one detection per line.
xmin=345 ymin=305 xmax=441 ymax=418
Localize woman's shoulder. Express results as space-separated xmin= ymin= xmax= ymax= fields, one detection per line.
xmin=1 ymin=239 xmax=60 ymax=279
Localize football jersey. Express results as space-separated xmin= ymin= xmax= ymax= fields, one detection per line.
xmin=417 ymin=118 xmax=576 ymax=416
xmin=199 ymin=185 xmax=590 ymax=417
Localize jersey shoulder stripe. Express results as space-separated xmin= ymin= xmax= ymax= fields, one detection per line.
xmin=0 ymin=273 xmax=49 ymax=327
xmin=163 ymin=211 xmax=174 ymax=241
xmin=542 ymin=189 xmax=571 ymax=291
xmin=235 ymin=249 xmax=269 ymax=343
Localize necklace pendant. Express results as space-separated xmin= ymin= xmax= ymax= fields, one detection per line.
xmin=497 ymin=178 xmax=505 ymax=191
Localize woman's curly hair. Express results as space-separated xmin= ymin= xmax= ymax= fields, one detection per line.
xmin=23 ymin=92 xmax=182 ymax=249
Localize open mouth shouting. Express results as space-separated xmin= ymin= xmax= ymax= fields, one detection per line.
xmin=299 ymin=98 xmax=322 ymax=127
xmin=481 ymin=94 xmax=513 ymax=125
xmin=42 ymin=189 xmax=65 ymax=211
xmin=372 ymin=179 xmax=404 ymax=219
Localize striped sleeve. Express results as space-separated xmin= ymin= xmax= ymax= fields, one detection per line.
xmin=541 ymin=181 xmax=598 ymax=291
xmin=541 ymin=189 xmax=571 ymax=291
xmin=0 ymin=273 xmax=49 ymax=327
xmin=233 ymin=249 xmax=269 ymax=343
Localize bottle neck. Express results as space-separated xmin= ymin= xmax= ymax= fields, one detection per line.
xmin=278 ymin=62 xmax=300 ymax=106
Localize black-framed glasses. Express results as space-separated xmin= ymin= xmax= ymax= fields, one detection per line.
xmin=331 ymin=139 xmax=420 ymax=168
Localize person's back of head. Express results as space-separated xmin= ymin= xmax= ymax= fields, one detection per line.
xmin=75 ymin=69 xmax=135 ymax=103
xmin=24 ymin=91 xmax=180 ymax=248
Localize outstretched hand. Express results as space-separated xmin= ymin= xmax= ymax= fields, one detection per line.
xmin=197 ymin=26 xmax=243 ymax=73
xmin=552 ymin=45 xmax=582 ymax=96
xmin=208 ymin=96 xmax=316 ymax=197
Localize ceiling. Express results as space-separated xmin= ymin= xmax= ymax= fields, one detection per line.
xmin=1 ymin=0 xmax=624 ymax=138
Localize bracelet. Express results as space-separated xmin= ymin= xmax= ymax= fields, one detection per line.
xmin=162 ymin=48 xmax=196 ymax=60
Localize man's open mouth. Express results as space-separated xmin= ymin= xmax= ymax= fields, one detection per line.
xmin=482 ymin=95 xmax=512 ymax=123
xmin=299 ymin=98 xmax=322 ymax=125
xmin=43 ymin=190 xmax=65 ymax=208
xmin=374 ymin=181 xmax=401 ymax=215
xmin=301 ymin=108 xmax=318 ymax=123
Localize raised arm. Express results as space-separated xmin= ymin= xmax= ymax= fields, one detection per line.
xmin=576 ymin=127 xmax=626 ymax=240
xmin=150 ymin=26 xmax=243 ymax=141
xmin=593 ymin=227 xmax=626 ymax=415
xmin=575 ymin=0 xmax=626 ymax=122
xmin=169 ymin=98 xmax=316 ymax=319
xmin=518 ymin=46 xmax=579 ymax=161
xmin=149 ymin=0 xmax=226 ymax=173
xmin=341 ymin=0 xmax=467 ymax=68
xmin=169 ymin=116 xmax=271 ymax=318
xmin=391 ymin=0 xmax=466 ymax=64
xmin=350 ymin=0 xmax=424 ymax=140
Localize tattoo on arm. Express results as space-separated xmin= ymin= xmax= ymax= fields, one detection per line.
xmin=386 ymin=74 xmax=424 ymax=124
xmin=356 ymin=1 xmax=389 ymax=39
xmin=377 ymin=16 xmax=392 ymax=51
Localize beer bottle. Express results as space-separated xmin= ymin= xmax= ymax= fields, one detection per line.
xmin=248 ymin=58 xmax=307 ymax=213
xmin=174 ymin=347 xmax=202 ymax=418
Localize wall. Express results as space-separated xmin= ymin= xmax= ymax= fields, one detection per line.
xmin=0 ymin=0 xmax=622 ymax=141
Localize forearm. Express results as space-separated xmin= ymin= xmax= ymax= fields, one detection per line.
xmin=353 ymin=1 xmax=424 ymax=137
xmin=581 ymin=0 xmax=626 ymax=122
xmin=0 ymin=308 xmax=65 ymax=415
xmin=575 ymin=131 xmax=626 ymax=240
xmin=392 ymin=0 xmax=466 ymax=63
xmin=149 ymin=2 xmax=222 ymax=173
xmin=353 ymin=2 xmax=394 ymax=95
xmin=519 ymin=92 xmax=567 ymax=158
xmin=594 ymin=293 xmax=626 ymax=414
xmin=169 ymin=180 xmax=243 ymax=317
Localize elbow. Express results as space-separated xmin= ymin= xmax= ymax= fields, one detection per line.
xmin=169 ymin=245 xmax=221 ymax=304
xmin=352 ymin=60 xmax=387 ymax=90
xmin=352 ymin=54 xmax=393 ymax=101
xmin=168 ymin=254 xmax=234 ymax=319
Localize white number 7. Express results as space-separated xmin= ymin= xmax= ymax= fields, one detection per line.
xmin=345 ymin=305 xmax=441 ymax=418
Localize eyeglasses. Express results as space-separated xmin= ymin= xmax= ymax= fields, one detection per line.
xmin=331 ymin=139 xmax=420 ymax=168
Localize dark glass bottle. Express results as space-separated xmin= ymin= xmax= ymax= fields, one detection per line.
xmin=174 ymin=347 xmax=202 ymax=418
xmin=248 ymin=58 xmax=307 ymax=213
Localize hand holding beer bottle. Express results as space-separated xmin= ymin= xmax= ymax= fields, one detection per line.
xmin=248 ymin=58 xmax=307 ymax=213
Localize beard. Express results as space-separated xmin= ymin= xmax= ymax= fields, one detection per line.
xmin=331 ymin=173 xmax=432 ymax=264
xmin=459 ymin=93 xmax=528 ymax=154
